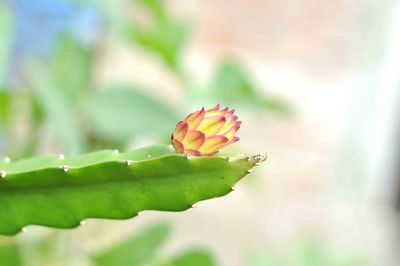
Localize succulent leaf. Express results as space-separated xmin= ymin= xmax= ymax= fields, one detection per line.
xmin=0 ymin=145 xmax=264 ymax=235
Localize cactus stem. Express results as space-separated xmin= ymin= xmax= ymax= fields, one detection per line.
xmin=59 ymin=154 xmax=65 ymax=160
xmin=0 ymin=145 xmax=263 ymax=235
xmin=60 ymin=165 xmax=69 ymax=172
xmin=3 ymin=157 xmax=11 ymax=163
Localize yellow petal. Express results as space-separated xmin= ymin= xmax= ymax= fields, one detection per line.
xmin=184 ymin=107 xmax=205 ymax=129
xmin=197 ymin=116 xmax=226 ymax=136
xmin=172 ymin=138 xmax=184 ymax=153
xmin=205 ymin=106 xmax=229 ymax=117
xmin=172 ymin=121 xmax=188 ymax=141
xmin=199 ymin=136 xmax=228 ymax=155
xmin=222 ymin=136 xmax=239 ymax=148
xmin=219 ymin=115 xmax=238 ymax=134
xmin=182 ymin=130 xmax=205 ymax=150
xmin=222 ymin=125 xmax=240 ymax=140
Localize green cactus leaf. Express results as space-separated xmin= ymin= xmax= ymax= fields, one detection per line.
xmin=0 ymin=145 xmax=265 ymax=236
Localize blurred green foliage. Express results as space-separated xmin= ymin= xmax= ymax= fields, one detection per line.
xmin=0 ymin=91 xmax=11 ymax=128
xmin=92 ymin=222 xmax=171 ymax=266
xmin=163 ymin=249 xmax=215 ymax=266
xmin=0 ymin=7 xmax=13 ymax=88
xmin=0 ymin=242 xmax=22 ymax=266
xmin=131 ymin=0 xmax=189 ymax=68
xmin=89 ymin=85 xmax=178 ymax=143
xmin=50 ymin=37 xmax=93 ymax=103
xmin=28 ymin=63 xmax=86 ymax=155
xmin=92 ymin=222 xmax=216 ymax=266
xmin=211 ymin=60 xmax=293 ymax=115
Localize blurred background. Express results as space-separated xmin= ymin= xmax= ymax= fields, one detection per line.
xmin=0 ymin=0 xmax=399 ymax=265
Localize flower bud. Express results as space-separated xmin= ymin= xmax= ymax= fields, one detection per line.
xmin=171 ymin=105 xmax=240 ymax=156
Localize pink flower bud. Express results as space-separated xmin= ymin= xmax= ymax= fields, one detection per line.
xmin=171 ymin=105 xmax=240 ymax=156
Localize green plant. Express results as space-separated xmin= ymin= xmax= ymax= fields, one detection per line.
xmin=92 ymin=221 xmax=216 ymax=266
xmin=100 ymin=0 xmax=292 ymax=115
xmin=0 ymin=241 xmax=22 ymax=266
xmin=0 ymin=144 xmax=265 ymax=236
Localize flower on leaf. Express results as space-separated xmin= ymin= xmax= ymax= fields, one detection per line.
xmin=171 ymin=105 xmax=240 ymax=156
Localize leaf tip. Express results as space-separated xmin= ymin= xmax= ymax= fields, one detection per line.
xmin=249 ymin=153 xmax=267 ymax=164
